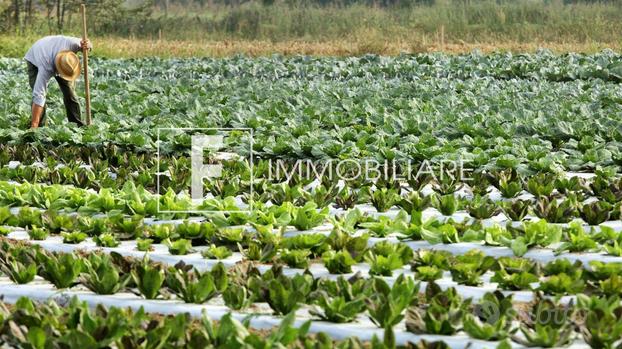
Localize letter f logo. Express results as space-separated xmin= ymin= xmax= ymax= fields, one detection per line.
xmin=191 ymin=135 xmax=224 ymax=201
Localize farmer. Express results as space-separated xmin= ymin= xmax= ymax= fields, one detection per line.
xmin=25 ymin=35 xmax=92 ymax=128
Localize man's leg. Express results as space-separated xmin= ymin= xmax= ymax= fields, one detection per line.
xmin=27 ymin=62 xmax=46 ymax=126
xmin=55 ymin=76 xmax=84 ymax=126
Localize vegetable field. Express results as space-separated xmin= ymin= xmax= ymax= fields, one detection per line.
xmin=0 ymin=51 xmax=622 ymax=348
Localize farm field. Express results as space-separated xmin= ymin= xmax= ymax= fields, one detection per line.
xmin=0 ymin=51 xmax=622 ymax=347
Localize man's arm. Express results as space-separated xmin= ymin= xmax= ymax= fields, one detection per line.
xmin=68 ymin=36 xmax=91 ymax=52
xmin=81 ymin=38 xmax=92 ymax=51
xmin=31 ymin=104 xmax=44 ymax=128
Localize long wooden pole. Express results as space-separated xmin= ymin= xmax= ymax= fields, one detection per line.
xmin=80 ymin=4 xmax=92 ymax=125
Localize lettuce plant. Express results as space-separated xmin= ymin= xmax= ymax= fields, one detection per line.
xmin=42 ymin=211 xmax=75 ymax=234
xmin=176 ymin=220 xmax=211 ymax=241
xmin=167 ymin=238 xmax=194 ymax=255
xmin=469 ymin=172 xmax=491 ymax=196
xmin=462 ymin=224 xmax=512 ymax=246
xmin=109 ymin=214 xmax=144 ymax=239
xmin=252 ymin=223 xmax=282 ymax=246
xmin=492 ymin=269 xmax=539 ymax=291
xmin=326 ymin=215 xmax=369 ymax=261
xmin=414 ymin=266 xmax=443 ymax=281
xmin=131 ymin=257 xmax=165 ymax=299
xmin=222 ymin=283 xmax=253 ymax=310
xmin=81 ymin=253 xmax=130 ymax=295
xmin=370 ymin=187 xmax=401 ymax=212
xmin=498 ymin=176 xmax=523 ymax=198
xmin=27 ymin=225 xmax=49 ymax=240
xmin=433 ymin=174 xmax=463 ymax=195
xmin=525 ymin=173 xmax=556 ymax=197
xmin=432 ymin=194 xmax=460 ymax=216
xmin=448 ymin=250 xmax=496 ymax=286
xmin=591 ymin=176 xmax=622 ymax=204
xmin=397 ymin=190 xmax=432 ymax=213
xmin=216 ymin=227 xmax=246 ymax=244
xmin=366 ymin=252 xmax=404 ymax=277
xmin=360 ymin=212 xmax=408 ymax=238
xmin=15 ymin=207 xmax=42 ymax=228
xmin=406 ymin=282 xmax=468 ymax=335
xmin=266 ymin=182 xmax=305 ymax=206
xmin=538 ymin=273 xmax=585 ymax=295
xmin=463 ymin=292 xmax=517 ymax=340
xmin=466 ymin=195 xmax=501 ymax=219
xmin=491 ymin=257 xmax=540 ymax=291
xmin=555 ymin=176 xmax=589 ymax=196
xmin=507 ymin=219 xmax=562 ymax=256
xmin=281 ymin=233 xmax=327 ymax=257
xmin=166 ymin=262 xmax=228 ymax=303
xmin=0 ymin=206 xmax=12 ymax=226
xmin=61 ymin=231 xmax=87 ymax=244
xmin=77 ymin=216 xmax=109 ymax=236
xmin=37 ymin=251 xmax=82 ymax=289
xmin=266 ymin=273 xmax=313 ymax=315
xmin=580 ymin=200 xmax=613 ymax=225
xmin=576 ymin=294 xmax=622 ymax=348
xmin=303 ymin=184 xmax=340 ymax=209
xmin=410 ymin=250 xmax=451 ymax=270
xmin=367 ymin=275 xmax=418 ymax=328
xmin=323 ymin=250 xmax=357 ymax=274
xmin=94 ymin=232 xmax=120 ymax=248
xmin=136 ymin=238 xmax=153 ymax=251
xmin=513 ymin=295 xmax=575 ymax=347
xmin=148 ymin=223 xmax=177 ymax=242
xmin=0 ymin=226 xmax=9 ymax=236
xmin=500 ymin=199 xmax=531 ymax=221
xmin=533 ymin=196 xmax=578 ymax=223
xmin=543 ymin=258 xmax=583 ymax=276
xmin=239 ymin=241 xmax=276 ymax=262
xmin=202 ymin=244 xmax=233 ymax=260
xmin=290 ymin=202 xmax=329 ymax=230
xmin=0 ymin=246 xmax=37 ymax=284
xmin=370 ymin=241 xmax=413 ymax=265
xmin=334 ymin=186 xmax=358 ymax=210
xmin=406 ymin=173 xmax=432 ymax=192
xmin=310 ymin=290 xmax=366 ymax=323
xmin=278 ymin=249 xmax=311 ymax=269
xmin=554 ymin=221 xmax=598 ymax=255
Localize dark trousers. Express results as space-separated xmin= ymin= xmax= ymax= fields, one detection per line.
xmin=27 ymin=61 xmax=84 ymax=126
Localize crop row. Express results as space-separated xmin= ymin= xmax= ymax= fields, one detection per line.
xmin=3 ymin=194 xmax=622 ymax=255
xmin=5 ymin=205 xmax=622 ymax=295
xmin=0 ymin=295 xmax=377 ymax=349
xmin=2 ymin=165 xmax=622 ymax=217
xmin=3 ymin=159 xmax=622 ymax=221
xmin=1 ymin=239 xmax=621 ymax=348
xmin=4 ymin=52 xmax=622 ymax=82
xmin=3 ymin=53 xmax=622 ymax=172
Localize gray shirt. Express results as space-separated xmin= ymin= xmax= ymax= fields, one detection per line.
xmin=24 ymin=35 xmax=82 ymax=106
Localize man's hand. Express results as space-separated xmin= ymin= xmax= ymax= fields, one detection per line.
xmin=31 ymin=103 xmax=44 ymax=128
xmin=80 ymin=39 xmax=92 ymax=51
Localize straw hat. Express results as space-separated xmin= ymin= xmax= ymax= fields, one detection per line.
xmin=54 ymin=51 xmax=81 ymax=81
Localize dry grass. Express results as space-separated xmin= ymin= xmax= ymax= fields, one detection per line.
xmin=2 ymin=34 xmax=619 ymax=59
xmin=93 ymin=37 xmax=620 ymax=58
